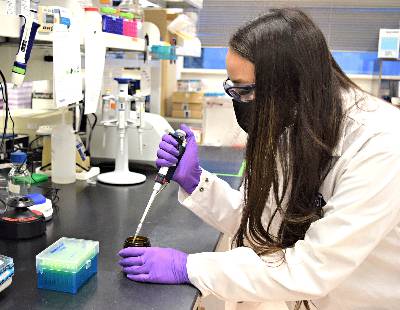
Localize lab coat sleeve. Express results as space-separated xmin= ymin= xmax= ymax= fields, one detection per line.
xmin=178 ymin=169 xmax=244 ymax=236
xmin=186 ymin=133 xmax=400 ymax=302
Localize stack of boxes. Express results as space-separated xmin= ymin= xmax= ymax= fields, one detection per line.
xmin=0 ymin=82 xmax=33 ymax=109
xmin=171 ymin=92 xmax=204 ymax=119
xmin=171 ymin=79 xmax=203 ymax=119
xmin=100 ymin=7 xmax=138 ymax=38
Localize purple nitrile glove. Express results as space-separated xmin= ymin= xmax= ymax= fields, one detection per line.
xmin=156 ymin=124 xmax=201 ymax=194
xmin=118 ymin=247 xmax=190 ymax=284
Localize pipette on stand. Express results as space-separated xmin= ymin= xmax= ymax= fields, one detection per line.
xmin=132 ymin=129 xmax=187 ymax=241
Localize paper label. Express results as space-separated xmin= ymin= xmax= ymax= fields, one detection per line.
xmin=140 ymin=65 xmax=151 ymax=97
xmin=53 ymin=26 xmax=83 ymax=108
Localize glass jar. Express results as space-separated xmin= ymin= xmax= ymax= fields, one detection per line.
xmin=123 ymin=235 xmax=151 ymax=248
xmin=7 ymin=151 xmax=31 ymax=197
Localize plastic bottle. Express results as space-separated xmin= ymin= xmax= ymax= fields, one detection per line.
xmin=7 ymin=151 xmax=31 ymax=197
xmin=51 ymin=123 xmax=76 ymax=184
xmin=84 ymin=7 xmax=102 ymax=28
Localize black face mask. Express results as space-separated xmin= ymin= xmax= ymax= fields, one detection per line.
xmin=232 ymin=99 xmax=254 ymax=133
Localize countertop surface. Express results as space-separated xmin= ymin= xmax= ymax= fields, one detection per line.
xmin=0 ymin=146 xmax=244 ymax=310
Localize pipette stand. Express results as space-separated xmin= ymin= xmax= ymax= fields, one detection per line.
xmin=97 ymin=78 xmax=146 ymax=185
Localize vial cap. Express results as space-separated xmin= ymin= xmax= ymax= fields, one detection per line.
xmin=10 ymin=151 xmax=27 ymax=164
xmin=114 ymin=78 xmax=132 ymax=84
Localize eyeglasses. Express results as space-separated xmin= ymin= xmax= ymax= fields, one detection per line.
xmin=223 ymin=78 xmax=256 ymax=103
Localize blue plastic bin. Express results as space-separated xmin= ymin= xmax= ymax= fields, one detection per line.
xmin=102 ymin=15 xmax=123 ymax=35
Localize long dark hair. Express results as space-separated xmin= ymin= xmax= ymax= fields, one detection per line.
xmin=230 ymin=8 xmax=359 ymax=310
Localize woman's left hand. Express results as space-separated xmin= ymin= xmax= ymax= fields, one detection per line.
xmin=118 ymin=247 xmax=190 ymax=284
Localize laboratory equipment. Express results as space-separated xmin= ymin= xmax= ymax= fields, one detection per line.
xmin=0 ymin=255 xmax=14 ymax=293
xmin=26 ymin=193 xmax=53 ymax=221
xmin=97 ymin=78 xmax=146 ymax=185
xmin=100 ymin=6 xmax=117 ymax=16
xmin=91 ymin=112 xmax=172 ymax=166
xmin=37 ymin=6 xmax=71 ymax=32
xmin=102 ymin=15 xmax=123 ymax=35
xmin=0 ymin=196 xmax=46 ymax=239
xmin=132 ymin=129 xmax=186 ymax=241
xmin=123 ymin=18 xmax=137 ymax=38
xmin=35 ymin=125 xmax=100 ymax=181
xmin=151 ymin=44 xmax=177 ymax=60
xmin=8 ymin=151 xmax=31 ymax=197
xmin=11 ymin=0 xmax=40 ymax=88
xmin=36 ymin=237 xmax=99 ymax=294
xmin=123 ymin=235 xmax=150 ymax=248
xmin=51 ymin=122 xmax=76 ymax=184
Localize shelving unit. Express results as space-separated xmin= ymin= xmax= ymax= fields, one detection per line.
xmin=165 ymin=0 xmax=203 ymax=9
xmin=0 ymin=15 xmax=146 ymax=52
xmin=165 ymin=116 xmax=202 ymax=124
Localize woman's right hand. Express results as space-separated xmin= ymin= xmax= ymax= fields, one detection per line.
xmin=156 ymin=124 xmax=201 ymax=194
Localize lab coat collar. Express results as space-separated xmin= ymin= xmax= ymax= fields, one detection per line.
xmin=331 ymin=88 xmax=365 ymax=157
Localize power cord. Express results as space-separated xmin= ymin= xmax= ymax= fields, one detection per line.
xmin=0 ymin=69 xmax=15 ymax=157
xmin=85 ymin=113 xmax=97 ymax=157
xmin=0 ymin=197 xmax=7 ymax=214
xmin=0 ymin=69 xmax=9 ymax=155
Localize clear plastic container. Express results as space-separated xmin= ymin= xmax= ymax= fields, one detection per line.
xmin=36 ymin=237 xmax=99 ymax=294
xmin=7 ymin=151 xmax=31 ymax=197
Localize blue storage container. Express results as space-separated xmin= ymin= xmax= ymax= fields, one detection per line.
xmin=36 ymin=237 xmax=99 ymax=294
xmin=102 ymin=15 xmax=123 ymax=35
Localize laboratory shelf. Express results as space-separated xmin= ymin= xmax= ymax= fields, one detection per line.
xmin=102 ymin=32 xmax=145 ymax=52
xmin=165 ymin=116 xmax=203 ymax=124
xmin=166 ymin=0 xmax=203 ymax=9
xmin=0 ymin=15 xmax=146 ymax=52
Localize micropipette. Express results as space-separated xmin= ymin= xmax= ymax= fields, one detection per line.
xmin=132 ymin=129 xmax=187 ymax=241
xmin=12 ymin=0 xmax=40 ymax=88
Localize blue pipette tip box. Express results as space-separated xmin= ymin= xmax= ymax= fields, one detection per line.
xmin=36 ymin=237 xmax=99 ymax=294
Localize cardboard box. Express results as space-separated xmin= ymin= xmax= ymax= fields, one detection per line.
xmin=144 ymin=9 xmax=178 ymax=43
xmin=172 ymin=92 xmax=203 ymax=104
xmin=171 ymin=110 xmax=202 ymax=119
xmin=172 ymin=102 xmax=203 ymax=112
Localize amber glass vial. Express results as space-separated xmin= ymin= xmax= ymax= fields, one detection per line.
xmin=123 ymin=235 xmax=151 ymax=248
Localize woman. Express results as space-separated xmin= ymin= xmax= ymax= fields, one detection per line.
xmin=118 ymin=8 xmax=400 ymax=310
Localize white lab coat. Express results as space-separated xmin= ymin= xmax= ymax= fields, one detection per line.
xmin=178 ymin=90 xmax=400 ymax=310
